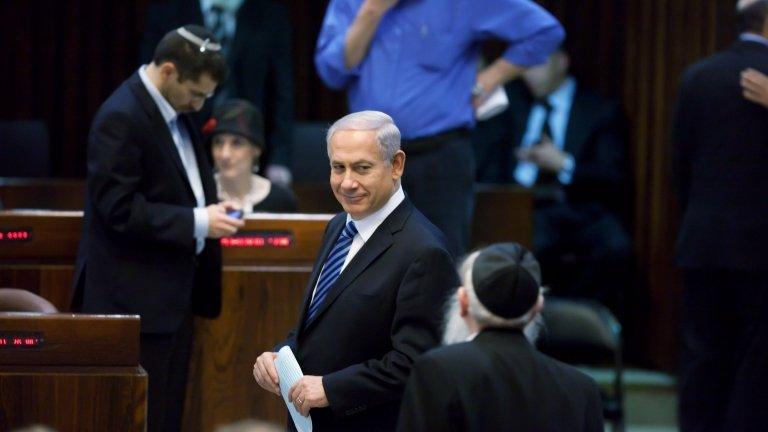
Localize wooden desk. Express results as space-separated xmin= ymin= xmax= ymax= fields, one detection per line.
xmin=0 ymin=313 xmax=146 ymax=431
xmin=0 ymin=210 xmax=331 ymax=431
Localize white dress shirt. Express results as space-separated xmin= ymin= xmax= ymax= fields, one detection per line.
xmin=138 ymin=66 xmax=209 ymax=253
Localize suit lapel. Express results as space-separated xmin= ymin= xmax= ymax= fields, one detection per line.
xmin=301 ymin=199 xmax=413 ymax=333
xmin=128 ymin=73 xmax=197 ymax=201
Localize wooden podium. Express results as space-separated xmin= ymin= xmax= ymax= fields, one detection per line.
xmin=0 ymin=313 xmax=146 ymax=431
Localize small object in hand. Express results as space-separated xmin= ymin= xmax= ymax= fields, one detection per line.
xmin=227 ymin=209 xmax=244 ymax=219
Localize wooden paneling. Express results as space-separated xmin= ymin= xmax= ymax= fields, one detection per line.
xmin=0 ymin=367 xmax=147 ymax=432
xmin=184 ymin=271 xmax=311 ymax=430
xmin=0 ymin=211 xmax=329 ymax=431
xmin=621 ymin=0 xmax=737 ymax=369
xmin=0 ymin=314 xmax=146 ymax=431
xmin=0 ymin=314 xmax=140 ymax=367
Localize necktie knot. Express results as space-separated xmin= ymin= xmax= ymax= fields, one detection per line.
xmin=342 ymin=221 xmax=358 ymax=240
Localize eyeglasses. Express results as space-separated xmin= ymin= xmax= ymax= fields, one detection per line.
xmin=190 ymin=89 xmax=215 ymax=100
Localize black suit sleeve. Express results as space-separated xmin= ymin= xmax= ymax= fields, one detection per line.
xmin=397 ymin=354 xmax=463 ymax=432
xmin=88 ymin=109 xmax=195 ymax=249
xmin=322 ymin=246 xmax=458 ymax=416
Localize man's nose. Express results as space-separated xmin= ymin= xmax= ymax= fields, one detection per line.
xmin=340 ymin=172 xmax=358 ymax=189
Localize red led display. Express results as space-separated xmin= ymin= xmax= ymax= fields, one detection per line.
xmin=0 ymin=332 xmax=44 ymax=349
xmin=220 ymin=231 xmax=293 ymax=248
xmin=0 ymin=228 xmax=32 ymax=242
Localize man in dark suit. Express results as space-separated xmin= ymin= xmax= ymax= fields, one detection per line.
xmin=140 ymin=0 xmax=294 ymax=185
xmin=73 ymin=26 xmax=244 ymax=432
xmin=672 ymin=1 xmax=768 ymax=430
xmin=397 ymin=243 xmax=603 ymax=432
xmin=473 ymin=48 xmax=631 ymax=315
xmin=253 ymin=111 xmax=459 ymax=431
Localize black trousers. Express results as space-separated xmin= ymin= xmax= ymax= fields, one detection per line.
xmin=679 ymin=269 xmax=768 ymax=432
xmin=140 ymin=316 xmax=194 ymax=432
xmin=401 ymin=132 xmax=474 ymax=256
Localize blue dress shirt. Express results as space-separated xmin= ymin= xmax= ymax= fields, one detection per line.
xmin=315 ymin=0 xmax=564 ymax=139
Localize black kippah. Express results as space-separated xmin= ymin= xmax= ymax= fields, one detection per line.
xmin=470 ymin=244 xmax=541 ymax=319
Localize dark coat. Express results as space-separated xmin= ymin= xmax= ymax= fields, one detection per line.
xmin=672 ymin=40 xmax=768 ymax=271
xmin=73 ymin=71 xmax=222 ymax=333
xmin=397 ymin=328 xmax=604 ymax=432
xmin=281 ymin=198 xmax=459 ymax=432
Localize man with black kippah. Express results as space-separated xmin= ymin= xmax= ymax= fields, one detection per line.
xmin=397 ymin=243 xmax=603 ymax=432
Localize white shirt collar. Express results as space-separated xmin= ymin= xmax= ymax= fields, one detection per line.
xmin=346 ymin=185 xmax=405 ymax=242
xmin=545 ymin=76 xmax=576 ymax=111
xmin=740 ymin=32 xmax=768 ymax=47
xmin=138 ymin=65 xmax=178 ymax=125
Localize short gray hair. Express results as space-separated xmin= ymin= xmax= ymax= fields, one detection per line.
xmin=326 ymin=111 xmax=401 ymax=163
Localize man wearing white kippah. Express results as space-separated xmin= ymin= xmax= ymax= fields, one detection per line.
xmin=73 ymin=25 xmax=243 ymax=432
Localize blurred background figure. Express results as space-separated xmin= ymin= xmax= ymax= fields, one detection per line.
xmin=205 ymin=99 xmax=297 ymax=213
xmin=141 ymin=0 xmax=295 ymax=186
xmin=213 ymin=418 xmax=283 ymax=432
xmin=473 ymin=46 xmax=631 ymax=318
xmin=672 ymin=1 xmax=768 ymax=430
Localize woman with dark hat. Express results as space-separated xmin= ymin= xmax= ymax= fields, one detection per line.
xmin=204 ymin=99 xmax=297 ymax=213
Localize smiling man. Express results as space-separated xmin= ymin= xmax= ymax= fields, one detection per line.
xmin=253 ymin=111 xmax=459 ymax=431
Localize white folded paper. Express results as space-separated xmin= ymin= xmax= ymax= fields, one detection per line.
xmin=475 ymin=85 xmax=510 ymax=121
xmin=275 ymin=346 xmax=313 ymax=432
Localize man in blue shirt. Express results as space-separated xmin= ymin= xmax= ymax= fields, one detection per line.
xmin=315 ymin=0 xmax=564 ymax=255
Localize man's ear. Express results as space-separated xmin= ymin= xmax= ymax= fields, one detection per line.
xmin=458 ymin=287 xmax=470 ymax=318
xmin=391 ymin=150 xmax=405 ymax=181
xmin=158 ymin=61 xmax=178 ymax=81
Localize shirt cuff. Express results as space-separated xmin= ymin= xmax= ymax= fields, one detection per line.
xmin=558 ymin=153 xmax=575 ymax=185
xmin=193 ymin=207 xmax=209 ymax=239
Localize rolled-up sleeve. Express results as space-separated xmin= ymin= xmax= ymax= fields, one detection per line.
xmin=314 ymin=0 xmax=362 ymax=90
xmin=473 ymin=0 xmax=565 ymax=68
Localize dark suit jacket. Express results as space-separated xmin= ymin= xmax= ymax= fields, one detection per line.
xmin=473 ymin=80 xmax=630 ymax=219
xmin=280 ymin=198 xmax=458 ymax=432
xmin=140 ymin=0 xmax=293 ymax=166
xmin=73 ymin=71 xmax=222 ymax=334
xmin=672 ymin=40 xmax=768 ymax=272
xmin=397 ymin=328 xmax=604 ymax=432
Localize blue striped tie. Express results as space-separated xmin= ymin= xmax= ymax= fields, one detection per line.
xmin=306 ymin=221 xmax=358 ymax=323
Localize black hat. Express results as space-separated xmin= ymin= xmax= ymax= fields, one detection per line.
xmin=203 ymin=99 xmax=265 ymax=150
xmin=470 ymin=243 xmax=541 ymax=319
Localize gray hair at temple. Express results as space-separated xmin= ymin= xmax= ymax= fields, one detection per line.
xmin=326 ymin=111 xmax=401 ymax=164
xmin=736 ymin=0 xmax=768 ymax=33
